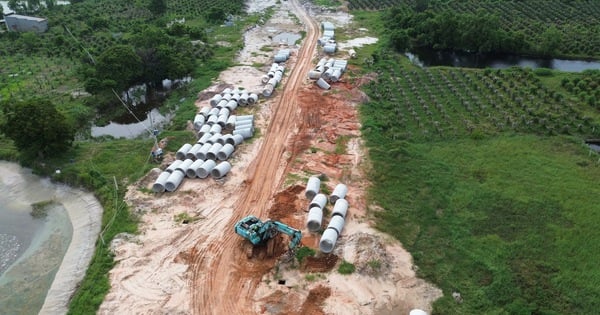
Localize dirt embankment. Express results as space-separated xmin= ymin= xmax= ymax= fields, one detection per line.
xmin=99 ymin=1 xmax=441 ymax=314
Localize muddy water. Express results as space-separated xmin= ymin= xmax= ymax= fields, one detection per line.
xmin=0 ymin=162 xmax=75 ymax=314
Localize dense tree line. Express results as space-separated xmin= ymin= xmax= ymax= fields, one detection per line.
xmin=384 ymin=8 xmax=562 ymax=56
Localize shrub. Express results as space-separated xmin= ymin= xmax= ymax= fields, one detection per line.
xmin=337 ymin=260 xmax=356 ymax=275
xmin=295 ymin=246 xmax=316 ymax=263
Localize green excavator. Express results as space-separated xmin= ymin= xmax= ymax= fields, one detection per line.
xmin=234 ymin=215 xmax=302 ymax=258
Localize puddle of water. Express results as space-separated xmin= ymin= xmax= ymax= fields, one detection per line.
xmin=91 ymin=108 xmax=172 ymax=139
xmin=273 ymin=32 xmax=301 ymax=45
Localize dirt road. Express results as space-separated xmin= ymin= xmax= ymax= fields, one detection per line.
xmin=189 ymin=1 xmax=320 ymax=313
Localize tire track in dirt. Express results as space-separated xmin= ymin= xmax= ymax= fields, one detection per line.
xmin=190 ymin=1 xmax=319 ymax=314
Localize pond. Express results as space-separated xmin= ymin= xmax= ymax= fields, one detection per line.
xmin=406 ymin=48 xmax=600 ymax=72
xmin=91 ymin=108 xmax=172 ymax=139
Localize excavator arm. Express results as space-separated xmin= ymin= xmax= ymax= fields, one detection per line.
xmin=271 ymin=220 xmax=302 ymax=250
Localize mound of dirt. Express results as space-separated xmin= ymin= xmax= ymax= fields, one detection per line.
xmin=267 ymin=185 xmax=305 ymax=221
xmin=298 ymin=285 xmax=331 ymax=315
xmin=337 ymin=232 xmax=391 ymax=276
xmin=302 ymin=253 xmax=338 ymax=273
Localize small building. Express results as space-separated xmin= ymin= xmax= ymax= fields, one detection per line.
xmin=4 ymin=13 xmax=48 ymax=33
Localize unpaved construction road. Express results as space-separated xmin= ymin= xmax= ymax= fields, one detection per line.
xmin=189 ymin=0 xmax=320 ymax=313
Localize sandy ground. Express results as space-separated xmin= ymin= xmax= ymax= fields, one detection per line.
xmin=99 ymin=1 xmax=442 ymax=314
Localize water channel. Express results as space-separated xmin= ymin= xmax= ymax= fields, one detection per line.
xmin=406 ymin=48 xmax=600 ymax=72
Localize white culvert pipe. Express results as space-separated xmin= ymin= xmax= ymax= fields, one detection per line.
xmin=261 ymin=74 xmax=270 ymax=84
xmin=330 ymin=183 xmax=348 ymax=204
xmin=322 ymin=68 xmax=333 ymax=81
xmin=217 ymin=114 xmax=228 ymax=127
xmin=231 ymin=93 xmax=240 ymax=102
xmin=236 ymin=115 xmax=254 ymax=122
xmin=152 ymin=171 xmax=171 ymax=193
xmin=273 ymin=54 xmax=287 ymax=63
xmin=193 ymin=114 xmax=205 ymax=130
xmin=274 ymin=71 xmax=283 ymax=83
xmin=232 ymin=128 xmax=253 ymax=139
xmin=165 ymin=160 xmax=183 ymax=173
xmin=218 ymin=107 xmax=230 ymax=117
xmin=199 ymin=106 xmax=211 ymax=117
xmin=316 ymin=78 xmax=331 ymax=90
xmin=248 ymin=93 xmax=258 ymax=104
xmin=186 ymin=143 xmax=203 ymax=160
xmin=218 ymin=134 xmax=231 ymax=145
xmin=235 ymin=120 xmax=254 ymax=130
xmin=270 ymin=63 xmax=279 ymax=72
xmin=176 ymin=143 xmax=193 ymax=160
xmin=239 ymin=92 xmax=249 ymax=105
xmin=221 ymin=93 xmax=232 ymax=101
xmin=309 ymin=193 xmax=327 ymax=209
xmin=209 ymin=94 xmax=223 ymax=107
xmin=327 ymin=215 xmax=345 ymax=235
xmin=176 ymin=158 xmax=194 ymax=173
xmin=330 ymin=68 xmax=342 ymax=82
xmin=227 ymin=134 xmax=245 ymax=146
xmin=207 ymin=133 xmax=222 ymax=144
xmin=316 ymin=65 xmax=325 ymax=73
xmin=262 ymin=84 xmax=274 ymax=97
xmin=197 ymin=159 xmax=216 ymax=178
xmin=198 ymin=124 xmax=211 ymax=137
xmin=305 ymin=176 xmax=321 ymax=199
xmin=209 ymin=124 xmax=222 ymax=134
xmin=317 ymin=57 xmax=327 ymax=67
xmin=197 ymin=132 xmax=211 ymax=145
xmin=267 ymin=77 xmax=278 ymax=87
xmin=348 ymin=49 xmax=357 ymax=59
xmin=206 ymin=115 xmax=218 ymax=125
xmin=332 ymin=199 xmax=349 ymax=219
xmin=319 ymin=228 xmax=339 ymax=253
xmin=208 ymin=107 xmax=220 ymax=117
xmin=217 ymin=143 xmax=235 ymax=161
xmin=211 ymin=161 xmax=232 ymax=179
xmin=225 ymin=100 xmax=238 ymax=111
xmin=308 ymin=70 xmax=322 ymax=80
xmin=222 ymin=87 xmax=232 ymax=95
xmin=306 ymin=207 xmax=323 ymax=232
xmin=216 ymin=99 xmax=228 ymax=109
xmin=186 ymin=159 xmax=204 ymax=178
xmin=196 ymin=143 xmax=212 ymax=160
xmin=206 ymin=143 xmax=223 ymax=160
xmin=165 ymin=170 xmax=185 ymax=192
xmin=226 ymin=115 xmax=236 ymax=129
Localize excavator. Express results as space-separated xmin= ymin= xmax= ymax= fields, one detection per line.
xmin=234 ymin=215 xmax=302 ymax=259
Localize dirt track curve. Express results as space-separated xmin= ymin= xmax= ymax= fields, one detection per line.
xmin=189 ymin=1 xmax=320 ymax=314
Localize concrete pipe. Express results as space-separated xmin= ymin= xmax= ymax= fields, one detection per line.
xmin=330 ymin=183 xmax=348 ymax=204
xmin=152 ymin=171 xmax=171 ymax=193
xmin=231 ymin=93 xmax=240 ymax=102
xmin=217 ymin=143 xmax=235 ymax=161
xmin=193 ymin=114 xmax=205 ymax=130
xmin=316 ymin=65 xmax=325 ymax=73
xmin=221 ymin=93 xmax=232 ymax=101
xmin=319 ymin=228 xmax=339 ymax=253
xmin=209 ymin=94 xmax=223 ymax=107
xmin=207 ymin=107 xmax=218 ymax=116
xmin=217 ymin=114 xmax=228 ymax=128
xmin=198 ymin=124 xmax=211 ymax=137
xmin=227 ymin=134 xmax=245 ymax=146
xmin=267 ymin=71 xmax=275 ymax=79
xmin=330 ymin=68 xmax=342 ymax=82
xmin=207 ymin=133 xmax=222 ymax=144
xmin=218 ymin=107 xmax=230 ymax=117
xmin=306 ymin=207 xmax=323 ymax=232
xmin=197 ymin=132 xmax=211 ymax=145
xmin=165 ymin=160 xmax=183 ymax=173
xmin=232 ymin=128 xmax=254 ymax=139
xmin=348 ymin=49 xmax=357 ymax=59
xmin=305 ymin=176 xmax=321 ymax=199
xmin=317 ymin=57 xmax=327 ymax=67
xmin=199 ymin=106 xmax=211 ymax=117
xmin=222 ymin=87 xmax=232 ymax=95
xmin=262 ymin=84 xmax=274 ymax=97
xmin=327 ymin=58 xmax=335 ymax=64
xmin=206 ymin=114 xmax=218 ymax=125
xmin=316 ymin=78 xmax=331 ymax=90
xmin=226 ymin=100 xmax=238 ymax=111
xmin=220 ymin=134 xmax=233 ymax=145
xmin=236 ymin=115 xmax=254 ymax=121
xmin=248 ymin=93 xmax=258 ymax=105
xmin=332 ymin=199 xmax=349 ymax=219
xmin=308 ymin=70 xmax=322 ymax=80
xmin=324 ymin=61 xmax=333 ymax=70
xmin=267 ymin=77 xmax=278 ymax=88
xmin=235 ymin=120 xmax=254 ymax=130
xmin=176 ymin=158 xmax=194 ymax=174
xmin=206 ymin=143 xmax=223 ymax=160
xmin=270 ymin=63 xmax=279 ymax=72
xmin=186 ymin=143 xmax=203 ymax=160
xmin=409 ymin=310 xmax=428 ymax=315
xmin=261 ymin=74 xmax=270 ymax=84
xmin=280 ymin=49 xmax=290 ymax=59
xmin=277 ymin=65 xmax=285 ymax=73
xmin=239 ymin=92 xmax=249 ymax=105
xmin=327 ymin=215 xmax=345 ymax=235
xmin=186 ymin=159 xmax=204 ymax=178
xmin=196 ymin=143 xmax=212 ymax=160
xmin=211 ymin=161 xmax=232 ymax=179
xmin=322 ymin=68 xmax=333 ymax=81
xmin=309 ymin=193 xmax=328 ymax=209
xmin=209 ymin=124 xmax=222 ymax=134
xmin=176 ymin=143 xmax=193 ymax=160
xmin=226 ymin=115 xmax=237 ymax=129
xmin=273 ymin=54 xmax=287 ymax=63
xmin=196 ymin=159 xmax=216 ymax=178
xmin=165 ymin=170 xmax=185 ymax=192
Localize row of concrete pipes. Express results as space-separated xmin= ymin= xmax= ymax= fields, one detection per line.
xmin=319 ymin=21 xmax=336 ymax=54
xmin=261 ymin=62 xmax=286 ymax=97
xmin=308 ymin=58 xmax=348 ymax=90
xmin=303 ymin=176 xmax=349 ymax=253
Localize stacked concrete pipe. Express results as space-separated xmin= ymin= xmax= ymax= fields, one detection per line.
xmin=305 ymin=176 xmax=321 ymax=199
xmin=165 ymin=170 xmax=185 ymax=192
xmin=330 ymin=183 xmax=348 ymax=204
xmin=176 ymin=143 xmax=193 ymax=160
xmin=152 ymin=171 xmax=171 ymax=193
xmin=211 ymin=161 xmax=232 ymax=179
xmin=319 ymin=215 xmax=345 ymax=253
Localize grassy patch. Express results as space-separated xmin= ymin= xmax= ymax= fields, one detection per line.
xmin=337 ymin=260 xmax=356 ymax=274
xmin=30 ymin=200 xmax=55 ymax=218
xmin=334 ymin=135 xmax=351 ymax=154
xmin=295 ymin=246 xmax=316 ymax=264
